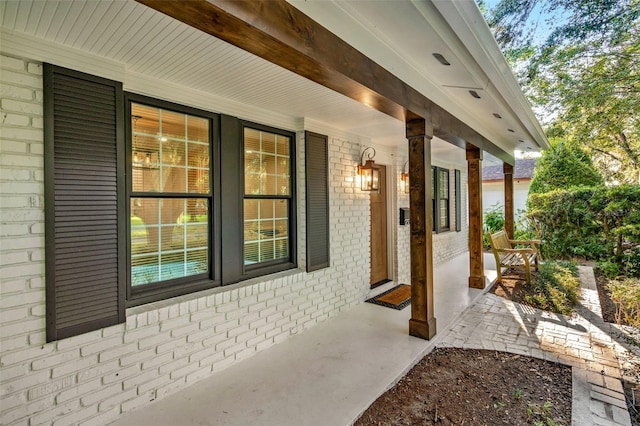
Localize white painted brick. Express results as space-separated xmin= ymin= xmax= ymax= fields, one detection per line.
xmin=79 ymin=383 xmax=123 ymax=407
xmin=173 ymin=342 xmax=201 ymax=359
xmin=77 ymin=359 xmax=119 ymax=383
xmin=0 ymin=69 xmax=42 ymax=88
xmin=122 ymin=369 xmax=159 ymax=390
xmin=141 ymin=352 xmax=172 ymax=371
xmin=0 ymin=306 xmax=29 ymax=322
xmin=32 ymin=349 xmax=79 ymax=370
xmin=201 ymin=332 xmax=228 ymax=348
xmin=27 ymin=62 xmax=42 ymax=75
xmin=170 ymin=321 xmax=199 ymax=338
xmin=138 ymin=374 xmax=171 ymax=394
xmin=137 ymin=331 xmax=172 ymax=350
xmin=101 ymin=364 xmax=141 ymax=385
xmin=156 ymin=337 xmax=186 ymax=355
xmin=211 ymin=356 xmax=235 ymax=373
xmin=97 ymin=387 xmax=137 ymax=411
xmin=185 ymin=365 xmax=212 ymax=384
xmin=121 ymin=390 xmax=155 ymax=413
xmin=99 ymin=342 xmax=137 ymax=363
xmin=26 ymin=374 xmax=75 ymax=401
xmin=29 ymin=400 xmax=79 ymax=425
xmin=1 ymin=56 xmax=26 ymax=71
xmin=170 ymin=362 xmax=200 ymax=380
xmin=79 ymin=406 xmax=121 ymax=426
xmin=0 ymin=343 xmax=54 ymax=366
xmin=0 ymin=83 xmax=33 ymax=100
xmin=56 ymin=377 xmax=101 ymax=404
xmin=80 ymin=335 xmax=122 ymax=356
xmin=0 ymin=124 xmax=43 ymax=142
xmin=158 ymin=358 xmax=189 ymax=376
xmin=119 ymin=347 xmax=155 ymax=366
xmin=156 ymin=379 xmax=185 ymax=400
xmin=159 ymin=315 xmax=190 ymax=332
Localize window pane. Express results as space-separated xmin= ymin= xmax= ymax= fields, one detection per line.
xmin=439 ymin=169 xmax=449 ymax=199
xmin=132 ymin=103 xmax=210 ymax=195
xmin=439 ymin=199 xmax=449 ymax=229
xmin=243 ymin=128 xmax=290 ymax=196
xmin=243 ymin=199 xmax=289 ymax=265
xmin=131 ymin=198 xmax=208 ymax=286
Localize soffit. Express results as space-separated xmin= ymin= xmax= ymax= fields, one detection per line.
xmin=0 ymin=0 xmax=541 ymax=157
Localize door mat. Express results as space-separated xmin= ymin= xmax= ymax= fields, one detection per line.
xmin=366 ymin=284 xmax=411 ymax=310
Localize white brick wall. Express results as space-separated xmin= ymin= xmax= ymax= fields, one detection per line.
xmin=0 ymin=54 xmax=370 ymax=426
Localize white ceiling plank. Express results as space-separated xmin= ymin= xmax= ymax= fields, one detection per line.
xmin=60 ymin=1 xmax=98 ymax=48
xmin=23 ymin=0 xmax=44 ymax=34
xmin=44 ymin=0 xmax=72 ymax=41
xmin=1 ymin=0 xmax=18 ymax=29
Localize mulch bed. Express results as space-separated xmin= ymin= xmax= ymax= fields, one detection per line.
xmin=488 ymin=268 xmax=536 ymax=306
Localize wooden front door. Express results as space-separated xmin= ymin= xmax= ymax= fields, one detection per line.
xmin=370 ymin=165 xmax=388 ymax=286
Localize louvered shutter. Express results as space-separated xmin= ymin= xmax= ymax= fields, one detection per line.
xmin=305 ymin=132 xmax=330 ymax=272
xmin=44 ymin=64 xmax=125 ymax=342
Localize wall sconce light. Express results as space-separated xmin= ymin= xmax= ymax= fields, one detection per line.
xmin=357 ymin=146 xmax=380 ymax=191
xmin=400 ymin=160 xmax=409 ymax=194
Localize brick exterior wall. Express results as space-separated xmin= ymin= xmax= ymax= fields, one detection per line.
xmin=0 ymin=54 xmax=372 ymax=426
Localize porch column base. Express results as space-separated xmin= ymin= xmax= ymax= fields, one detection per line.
xmin=468 ymin=275 xmax=486 ymax=289
xmin=409 ymin=317 xmax=437 ymax=340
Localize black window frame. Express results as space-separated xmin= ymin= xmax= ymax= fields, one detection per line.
xmin=240 ymin=120 xmax=297 ymax=277
xmin=124 ymin=93 xmax=221 ymax=307
xmin=431 ymin=166 xmax=456 ymax=234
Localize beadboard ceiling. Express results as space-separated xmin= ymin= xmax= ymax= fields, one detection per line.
xmin=0 ymin=0 xmax=545 ymax=164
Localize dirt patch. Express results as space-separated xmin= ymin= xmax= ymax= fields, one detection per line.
xmin=357 ymin=268 xmax=573 ymax=426
xmin=489 ymin=268 xmax=535 ymax=306
xmin=355 ymin=348 xmax=572 ymax=426
xmin=594 ymin=270 xmax=619 ymax=324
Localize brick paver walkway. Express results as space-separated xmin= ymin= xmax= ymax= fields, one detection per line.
xmin=438 ymin=266 xmax=632 ymax=426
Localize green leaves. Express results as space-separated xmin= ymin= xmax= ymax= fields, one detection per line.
xmin=484 ymin=0 xmax=640 ymax=184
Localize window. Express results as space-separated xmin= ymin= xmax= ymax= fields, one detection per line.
xmin=243 ymin=125 xmax=293 ymax=267
xmin=45 ymin=66 xmax=311 ymax=340
xmin=126 ymin=95 xmax=218 ymax=303
xmin=431 ymin=166 xmax=453 ymax=233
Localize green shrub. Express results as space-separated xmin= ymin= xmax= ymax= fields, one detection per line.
xmin=523 ymin=261 xmax=580 ymax=315
xmin=483 ymin=203 xmax=505 ymax=249
xmin=622 ymin=246 xmax=640 ymax=278
xmin=607 ymin=278 xmax=640 ymax=327
xmin=596 ymin=261 xmax=620 ymax=279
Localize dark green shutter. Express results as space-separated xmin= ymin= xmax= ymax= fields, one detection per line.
xmin=305 ymin=131 xmax=330 ymax=272
xmin=455 ymin=169 xmax=461 ymax=232
xmin=44 ymin=64 xmax=125 ymax=342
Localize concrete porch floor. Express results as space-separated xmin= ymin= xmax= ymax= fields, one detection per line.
xmin=110 ymin=253 xmax=497 ymax=426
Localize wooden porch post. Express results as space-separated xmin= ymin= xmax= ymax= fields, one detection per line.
xmin=503 ymin=163 xmax=514 ymax=238
xmin=467 ymin=144 xmax=486 ymax=289
xmin=407 ymin=117 xmax=436 ymax=340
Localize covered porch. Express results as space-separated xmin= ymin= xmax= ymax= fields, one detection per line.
xmin=111 ymin=253 xmax=498 ymax=426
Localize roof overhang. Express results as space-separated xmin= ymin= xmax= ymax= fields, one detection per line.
xmin=0 ymin=0 xmax=548 ymax=164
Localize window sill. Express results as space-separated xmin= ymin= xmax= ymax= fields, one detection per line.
xmin=126 ymin=267 xmax=304 ymax=317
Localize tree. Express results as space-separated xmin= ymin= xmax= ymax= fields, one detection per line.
xmin=485 ymin=0 xmax=640 ymax=184
xmin=529 ymin=139 xmax=603 ymax=194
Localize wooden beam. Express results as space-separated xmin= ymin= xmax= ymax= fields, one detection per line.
xmin=503 ymin=163 xmax=514 ymax=239
xmin=135 ymin=0 xmax=514 ymax=165
xmin=407 ymin=117 xmax=436 ymax=340
xmin=466 ymin=144 xmax=486 ymax=289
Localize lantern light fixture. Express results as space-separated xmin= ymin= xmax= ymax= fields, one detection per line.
xmin=357 ymin=146 xmax=380 ymax=191
xmin=400 ymin=160 xmax=409 ymax=194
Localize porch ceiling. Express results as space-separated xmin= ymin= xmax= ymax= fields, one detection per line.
xmin=0 ymin=0 xmax=546 ymax=159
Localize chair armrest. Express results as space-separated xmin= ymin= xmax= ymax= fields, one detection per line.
xmin=495 ymin=248 xmax=536 ymax=254
xmin=508 ymin=239 xmax=541 ymax=245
